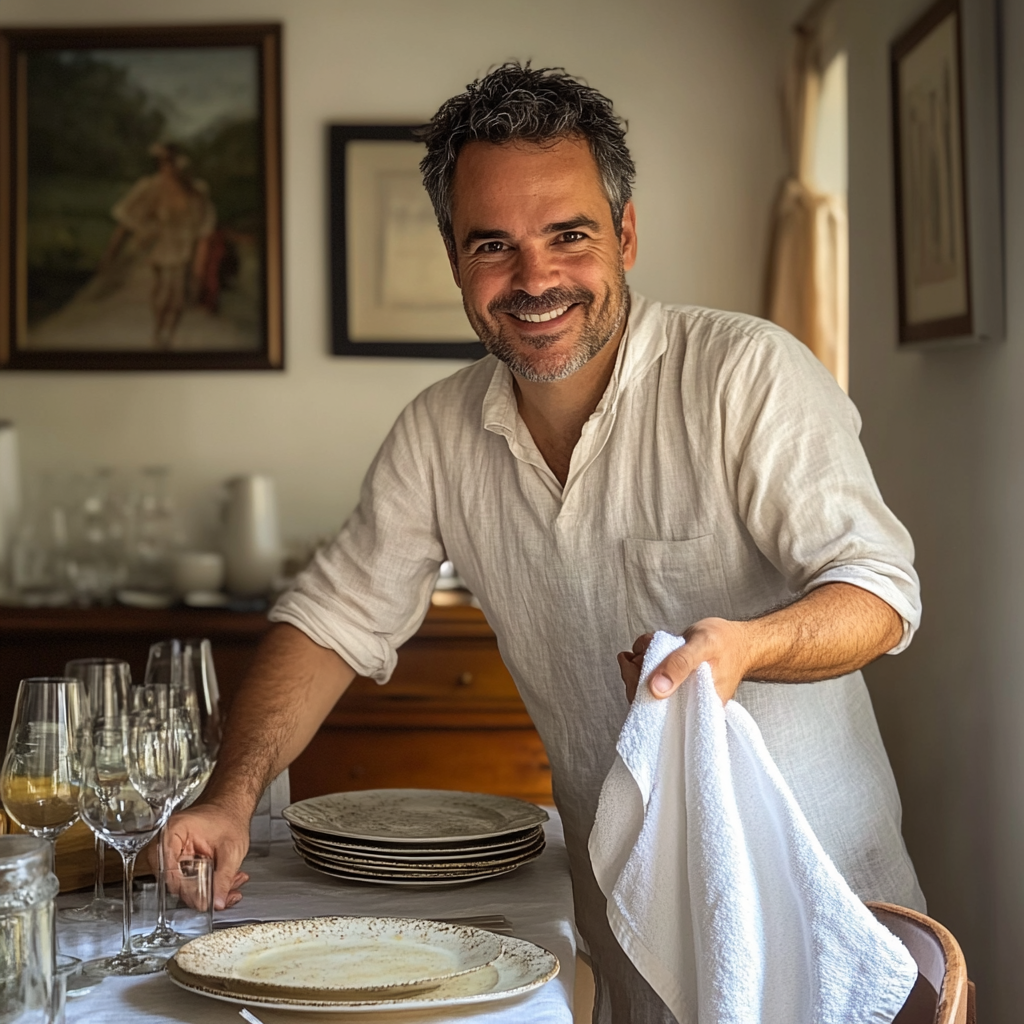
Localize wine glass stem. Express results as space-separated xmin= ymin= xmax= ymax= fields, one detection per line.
xmin=119 ymin=851 xmax=139 ymax=959
xmin=93 ymin=835 xmax=105 ymax=903
xmin=155 ymin=829 xmax=168 ymax=929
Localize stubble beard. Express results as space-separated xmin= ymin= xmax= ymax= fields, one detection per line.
xmin=464 ymin=267 xmax=630 ymax=384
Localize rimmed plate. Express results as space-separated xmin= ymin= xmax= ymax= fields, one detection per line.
xmin=288 ymin=823 xmax=546 ymax=860
xmin=291 ymin=832 xmax=546 ymax=871
xmin=173 ymin=917 xmax=502 ymax=1000
xmin=283 ymin=789 xmax=549 ymax=843
xmin=167 ymin=932 xmax=559 ymax=1012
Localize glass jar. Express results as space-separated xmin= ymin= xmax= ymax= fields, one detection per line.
xmin=0 ymin=836 xmax=58 ymax=1023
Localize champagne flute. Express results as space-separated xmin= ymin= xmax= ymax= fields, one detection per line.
xmin=0 ymin=676 xmax=86 ymax=977
xmin=77 ymin=711 xmax=172 ymax=977
xmin=60 ymin=658 xmax=131 ymax=922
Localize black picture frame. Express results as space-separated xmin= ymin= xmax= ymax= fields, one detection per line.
xmin=0 ymin=23 xmax=284 ymax=371
xmin=329 ymin=124 xmax=486 ymax=360
xmin=890 ymin=0 xmax=1003 ymax=346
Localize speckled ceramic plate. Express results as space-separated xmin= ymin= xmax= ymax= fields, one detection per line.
xmin=283 ymin=789 xmax=549 ymax=843
xmin=287 ymin=822 xmax=546 ymax=859
xmin=291 ymin=831 xmax=546 ymax=871
xmin=172 ymin=916 xmax=502 ymax=1000
xmin=167 ymin=931 xmax=559 ymax=1012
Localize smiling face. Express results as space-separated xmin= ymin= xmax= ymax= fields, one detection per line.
xmin=448 ymin=137 xmax=637 ymax=383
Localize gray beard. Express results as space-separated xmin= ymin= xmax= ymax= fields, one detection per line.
xmin=464 ymin=270 xmax=629 ymax=384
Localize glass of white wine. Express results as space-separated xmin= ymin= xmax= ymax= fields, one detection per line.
xmin=0 ymin=676 xmax=87 ymax=977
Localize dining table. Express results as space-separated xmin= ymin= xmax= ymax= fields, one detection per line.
xmin=56 ymin=811 xmax=579 ymax=1024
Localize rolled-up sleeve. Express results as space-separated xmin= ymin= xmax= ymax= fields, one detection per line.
xmin=722 ymin=324 xmax=921 ymax=653
xmin=269 ymin=398 xmax=445 ymax=681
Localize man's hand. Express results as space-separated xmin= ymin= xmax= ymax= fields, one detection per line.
xmin=617 ymin=583 xmax=904 ymax=707
xmin=617 ymin=618 xmax=747 ymax=705
xmin=151 ymin=801 xmax=251 ymax=911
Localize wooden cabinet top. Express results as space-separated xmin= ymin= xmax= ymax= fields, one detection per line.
xmin=0 ymin=600 xmax=495 ymax=640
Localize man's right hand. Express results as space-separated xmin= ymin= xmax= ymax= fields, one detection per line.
xmin=159 ymin=801 xmax=252 ymax=910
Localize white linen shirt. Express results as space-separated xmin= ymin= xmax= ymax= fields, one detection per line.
xmin=272 ymin=293 xmax=925 ymax=976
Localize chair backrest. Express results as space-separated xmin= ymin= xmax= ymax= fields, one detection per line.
xmin=866 ymin=901 xmax=969 ymax=1024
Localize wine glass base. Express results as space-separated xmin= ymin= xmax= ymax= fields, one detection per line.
xmin=59 ymin=897 xmax=123 ymax=922
xmin=83 ymin=951 xmax=168 ymax=978
xmin=132 ymin=926 xmax=189 ymax=952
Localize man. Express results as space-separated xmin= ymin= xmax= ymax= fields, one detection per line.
xmin=166 ymin=64 xmax=923 ymax=1022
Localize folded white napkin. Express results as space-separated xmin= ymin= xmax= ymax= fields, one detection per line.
xmin=589 ymin=631 xmax=919 ymax=1024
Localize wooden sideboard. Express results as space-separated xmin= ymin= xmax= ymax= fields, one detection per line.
xmin=0 ymin=602 xmax=552 ymax=804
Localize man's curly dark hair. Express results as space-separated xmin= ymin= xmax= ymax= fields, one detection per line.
xmin=418 ymin=62 xmax=636 ymax=252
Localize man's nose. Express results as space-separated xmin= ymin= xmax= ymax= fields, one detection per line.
xmin=509 ymin=244 xmax=559 ymax=297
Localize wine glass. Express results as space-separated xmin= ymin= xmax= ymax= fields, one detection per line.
xmin=0 ymin=676 xmax=86 ymax=977
xmin=77 ymin=711 xmax=173 ymax=977
xmin=60 ymin=658 xmax=131 ymax=922
xmin=132 ymin=640 xmax=212 ymax=952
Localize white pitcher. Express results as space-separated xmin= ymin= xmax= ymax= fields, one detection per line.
xmin=222 ymin=475 xmax=282 ymax=597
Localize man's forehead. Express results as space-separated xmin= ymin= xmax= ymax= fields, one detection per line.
xmin=450 ymin=136 xmax=610 ymax=228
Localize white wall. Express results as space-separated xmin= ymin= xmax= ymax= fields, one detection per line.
xmin=0 ymin=0 xmax=791 ymax=544
xmin=841 ymin=0 xmax=1021 ymax=1018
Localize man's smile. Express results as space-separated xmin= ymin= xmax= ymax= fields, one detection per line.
xmin=508 ymin=303 xmax=574 ymax=323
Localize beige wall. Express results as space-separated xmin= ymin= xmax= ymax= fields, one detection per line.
xmin=0 ymin=0 xmax=790 ymax=543
xmin=841 ymin=0 xmax=1018 ymax=1018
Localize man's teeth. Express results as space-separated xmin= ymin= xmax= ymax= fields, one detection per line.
xmin=511 ymin=304 xmax=571 ymax=323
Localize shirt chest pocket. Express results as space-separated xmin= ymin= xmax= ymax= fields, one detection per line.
xmin=622 ymin=536 xmax=736 ymax=639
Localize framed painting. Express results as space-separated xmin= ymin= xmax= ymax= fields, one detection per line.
xmin=0 ymin=24 xmax=283 ymax=370
xmin=890 ymin=0 xmax=1002 ymax=346
xmin=329 ymin=124 xmax=485 ymax=360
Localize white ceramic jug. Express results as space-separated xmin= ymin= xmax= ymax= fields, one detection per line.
xmin=222 ymin=475 xmax=282 ymax=597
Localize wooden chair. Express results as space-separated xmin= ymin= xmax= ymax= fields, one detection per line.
xmin=867 ymin=902 xmax=976 ymax=1024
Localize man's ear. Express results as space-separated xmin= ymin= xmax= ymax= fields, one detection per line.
xmin=619 ymin=201 xmax=638 ymax=273
xmin=447 ymin=241 xmax=462 ymax=288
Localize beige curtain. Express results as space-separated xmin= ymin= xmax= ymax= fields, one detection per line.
xmin=767 ymin=15 xmax=849 ymax=392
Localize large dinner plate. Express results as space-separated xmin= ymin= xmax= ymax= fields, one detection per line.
xmin=291 ymin=832 xmax=546 ymax=871
xmin=167 ymin=932 xmax=559 ymax=1012
xmin=283 ymin=789 xmax=549 ymax=843
xmin=288 ymin=823 xmax=546 ymax=860
xmin=173 ymin=917 xmax=502 ymax=1000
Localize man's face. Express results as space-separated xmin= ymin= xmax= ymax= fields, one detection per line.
xmin=448 ymin=137 xmax=637 ymax=383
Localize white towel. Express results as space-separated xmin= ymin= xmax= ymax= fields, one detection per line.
xmin=589 ymin=631 xmax=919 ymax=1024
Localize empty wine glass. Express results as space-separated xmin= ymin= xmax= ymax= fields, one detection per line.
xmin=77 ymin=711 xmax=173 ymax=977
xmin=60 ymin=658 xmax=131 ymax=922
xmin=0 ymin=676 xmax=86 ymax=978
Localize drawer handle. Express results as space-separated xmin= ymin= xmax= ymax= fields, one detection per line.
xmin=457 ymin=672 xmax=474 ymax=687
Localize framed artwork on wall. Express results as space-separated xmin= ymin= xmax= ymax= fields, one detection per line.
xmin=890 ymin=0 xmax=1002 ymax=346
xmin=329 ymin=124 xmax=485 ymax=360
xmin=0 ymin=23 xmax=283 ymax=371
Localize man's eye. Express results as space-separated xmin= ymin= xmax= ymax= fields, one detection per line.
xmin=559 ymin=232 xmax=587 ymax=243
xmin=475 ymin=241 xmax=507 ymax=254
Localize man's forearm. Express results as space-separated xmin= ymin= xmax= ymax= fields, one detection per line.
xmin=623 ymin=582 xmax=904 ymax=704
xmin=201 ymin=623 xmax=356 ymax=819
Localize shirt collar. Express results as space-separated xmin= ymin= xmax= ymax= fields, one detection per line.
xmin=481 ymin=289 xmax=666 ymax=440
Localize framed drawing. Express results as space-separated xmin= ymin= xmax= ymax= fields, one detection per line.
xmin=890 ymin=0 xmax=1002 ymax=346
xmin=0 ymin=24 xmax=283 ymax=370
xmin=329 ymin=124 xmax=485 ymax=360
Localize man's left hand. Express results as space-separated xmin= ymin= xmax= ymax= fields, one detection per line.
xmin=617 ymin=617 xmax=748 ymax=706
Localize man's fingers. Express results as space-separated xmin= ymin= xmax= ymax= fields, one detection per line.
xmin=213 ymin=858 xmax=244 ymax=912
xmin=617 ymin=651 xmax=641 ymax=703
xmin=648 ymin=648 xmax=698 ymax=699
xmin=631 ymin=632 xmax=654 ymax=656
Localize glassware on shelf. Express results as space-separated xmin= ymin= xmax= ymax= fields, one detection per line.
xmin=59 ymin=659 xmax=132 ymax=923
xmin=64 ymin=468 xmax=128 ymax=606
xmin=125 ymin=466 xmax=180 ymax=595
xmin=77 ymin=710 xmax=174 ymax=978
xmin=9 ymin=472 xmax=72 ymax=607
xmin=0 ymin=677 xmax=86 ymax=980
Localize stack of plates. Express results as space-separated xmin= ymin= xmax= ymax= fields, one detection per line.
xmin=282 ymin=789 xmax=549 ymax=887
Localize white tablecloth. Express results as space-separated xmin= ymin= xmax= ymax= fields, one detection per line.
xmin=58 ymin=814 xmax=576 ymax=1023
